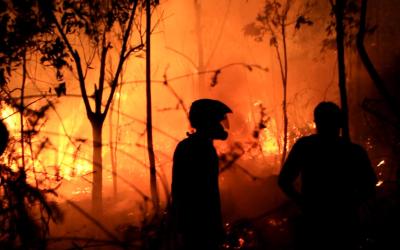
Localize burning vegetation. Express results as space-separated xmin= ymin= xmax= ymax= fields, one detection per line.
xmin=0 ymin=0 xmax=400 ymax=249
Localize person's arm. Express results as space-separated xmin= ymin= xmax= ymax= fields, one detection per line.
xmin=278 ymin=141 xmax=303 ymax=206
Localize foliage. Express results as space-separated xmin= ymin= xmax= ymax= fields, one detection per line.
xmin=0 ymin=98 xmax=63 ymax=249
xmin=244 ymin=0 xmax=314 ymax=164
xmin=244 ymin=0 xmax=313 ymax=45
xmin=0 ymin=0 xmax=146 ymax=87
xmin=0 ymin=0 xmax=55 ymax=86
xmin=322 ymin=0 xmax=376 ymax=51
xmin=0 ymin=166 xmax=63 ymax=249
xmin=0 ymin=0 xmax=152 ymax=215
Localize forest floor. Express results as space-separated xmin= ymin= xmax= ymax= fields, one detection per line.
xmin=46 ymin=179 xmax=400 ymax=250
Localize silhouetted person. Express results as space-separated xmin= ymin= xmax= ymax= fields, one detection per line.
xmin=278 ymin=102 xmax=377 ymax=250
xmin=171 ymin=99 xmax=232 ymax=250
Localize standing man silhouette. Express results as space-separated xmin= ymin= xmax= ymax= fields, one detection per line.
xmin=278 ymin=102 xmax=377 ymax=250
xmin=171 ymin=99 xmax=232 ymax=250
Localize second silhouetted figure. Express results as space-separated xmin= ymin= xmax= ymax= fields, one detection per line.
xmin=278 ymin=102 xmax=377 ymax=250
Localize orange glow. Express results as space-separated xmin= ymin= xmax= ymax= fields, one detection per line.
xmin=258 ymin=118 xmax=314 ymax=156
xmin=238 ymin=237 xmax=245 ymax=247
xmin=1 ymin=105 xmax=22 ymax=172
xmin=1 ymin=104 xmax=92 ymax=185
xmin=1 ymin=104 xmax=20 ymax=135
xmin=260 ymin=125 xmax=280 ymax=155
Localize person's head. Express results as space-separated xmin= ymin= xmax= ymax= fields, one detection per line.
xmin=314 ymin=102 xmax=342 ymax=138
xmin=189 ymin=99 xmax=232 ymax=140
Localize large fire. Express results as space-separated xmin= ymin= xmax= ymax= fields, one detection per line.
xmin=260 ymin=122 xmax=280 ymax=155
xmin=0 ymin=103 xmax=93 ymax=188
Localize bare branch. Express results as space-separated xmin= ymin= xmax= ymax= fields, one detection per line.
xmin=97 ymin=33 xmax=109 ymax=114
xmin=103 ymin=1 xmax=139 ymax=119
xmin=123 ymin=43 xmax=145 ymax=61
xmin=165 ymin=47 xmax=198 ymax=69
xmin=51 ymin=13 xmax=93 ymax=116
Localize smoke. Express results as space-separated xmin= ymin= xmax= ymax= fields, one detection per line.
xmin=2 ymin=0 xmax=399 ymax=245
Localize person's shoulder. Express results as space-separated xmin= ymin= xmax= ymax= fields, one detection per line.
xmin=175 ymin=136 xmax=191 ymax=150
xmin=336 ymin=139 xmax=369 ymax=158
xmin=175 ymin=135 xmax=199 ymax=151
xmin=295 ymin=134 xmax=318 ymax=145
xmin=287 ymin=135 xmax=317 ymax=153
xmin=348 ymin=141 xmax=368 ymax=154
xmin=173 ymin=137 xmax=191 ymax=161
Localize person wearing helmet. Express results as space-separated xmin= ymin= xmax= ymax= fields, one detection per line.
xmin=278 ymin=102 xmax=377 ymax=250
xmin=171 ymin=99 xmax=232 ymax=250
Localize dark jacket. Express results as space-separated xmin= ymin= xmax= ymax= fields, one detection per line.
xmin=171 ymin=133 xmax=223 ymax=248
xmin=279 ymin=135 xmax=377 ymax=212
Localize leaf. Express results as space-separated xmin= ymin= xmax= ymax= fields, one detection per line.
xmin=321 ymin=38 xmax=337 ymax=52
xmin=56 ymin=69 xmax=63 ymax=81
xmin=243 ymin=22 xmax=262 ymax=38
xmin=295 ymin=15 xmax=314 ymax=30
xmin=269 ymin=36 xmax=278 ymax=47
xmin=54 ymin=82 xmax=66 ymax=97
xmin=211 ymin=69 xmax=221 ymax=87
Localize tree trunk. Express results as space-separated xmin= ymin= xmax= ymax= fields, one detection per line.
xmin=334 ymin=0 xmax=350 ymax=142
xmin=20 ymin=53 xmax=26 ymax=170
xmin=146 ymin=0 xmax=160 ymax=213
xmin=109 ymin=101 xmax=118 ymax=200
xmin=91 ymin=119 xmax=103 ymax=216
xmin=281 ymin=21 xmax=289 ymax=166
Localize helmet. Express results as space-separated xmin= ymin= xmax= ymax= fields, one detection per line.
xmin=189 ymin=99 xmax=232 ymax=129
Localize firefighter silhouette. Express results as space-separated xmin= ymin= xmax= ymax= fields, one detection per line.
xmin=171 ymin=99 xmax=232 ymax=250
xmin=278 ymin=102 xmax=377 ymax=249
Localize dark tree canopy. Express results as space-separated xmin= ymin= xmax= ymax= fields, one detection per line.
xmin=0 ymin=0 xmax=142 ymax=86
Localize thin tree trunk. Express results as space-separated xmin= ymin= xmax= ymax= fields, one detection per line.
xmin=109 ymin=101 xmax=118 ymax=199
xmin=334 ymin=0 xmax=350 ymax=142
xmin=91 ymin=119 xmax=103 ymax=216
xmin=20 ymin=53 xmax=26 ymax=170
xmin=281 ymin=21 xmax=289 ymax=165
xmin=146 ymin=0 xmax=160 ymax=213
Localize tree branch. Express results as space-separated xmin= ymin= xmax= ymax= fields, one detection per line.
xmin=103 ymin=1 xmax=139 ymax=119
xmin=97 ymin=33 xmax=109 ymax=114
xmin=51 ymin=13 xmax=93 ymax=117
